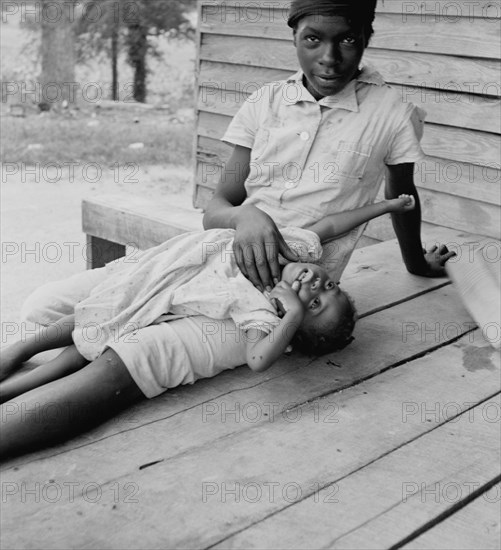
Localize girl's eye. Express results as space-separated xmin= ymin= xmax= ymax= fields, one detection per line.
xmin=342 ymin=36 xmax=357 ymax=45
xmin=305 ymin=35 xmax=319 ymax=43
xmin=325 ymin=281 xmax=335 ymax=290
xmin=310 ymin=298 xmax=320 ymax=310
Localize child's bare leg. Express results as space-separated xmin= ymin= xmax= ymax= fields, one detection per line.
xmin=0 ymin=315 xmax=75 ymax=382
xmin=0 ymin=348 xmax=145 ymax=459
xmin=0 ymin=345 xmax=89 ymax=405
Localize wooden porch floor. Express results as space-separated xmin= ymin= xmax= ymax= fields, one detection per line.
xmin=1 ymin=227 xmax=500 ymax=549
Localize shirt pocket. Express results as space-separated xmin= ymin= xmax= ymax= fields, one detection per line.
xmin=333 ymin=141 xmax=373 ymax=181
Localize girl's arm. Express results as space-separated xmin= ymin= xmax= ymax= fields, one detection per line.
xmin=203 ymin=145 xmax=298 ymax=292
xmin=245 ymin=282 xmax=304 ymax=372
xmin=202 ymin=145 xmax=250 ymax=230
xmin=385 ymin=163 xmax=455 ymax=276
xmin=308 ymin=194 xmax=415 ymax=242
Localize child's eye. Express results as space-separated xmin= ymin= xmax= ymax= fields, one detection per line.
xmin=341 ymin=36 xmax=357 ymax=45
xmin=305 ymin=35 xmax=320 ymax=43
xmin=325 ymin=281 xmax=336 ymax=290
xmin=310 ymin=298 xmax=320 ymax=310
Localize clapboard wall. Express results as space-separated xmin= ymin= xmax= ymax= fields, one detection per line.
xmin=193 ymin=0 xmax=501 ymax=240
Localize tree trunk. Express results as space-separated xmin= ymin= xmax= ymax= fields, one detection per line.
xmin=40 ymin=0 xmax=76 ymax=108
xmin=127 ymin=24 xmax=148 ymax=103
xmin=111 ymin=24 xmax=119 ymax=101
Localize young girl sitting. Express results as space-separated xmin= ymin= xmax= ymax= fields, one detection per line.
xmin=0 ymin=195 xmax=414 ymax=458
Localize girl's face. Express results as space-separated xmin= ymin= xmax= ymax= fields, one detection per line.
xmin=293 ymin=15 xmax=367 ymax=100
xmin=281 ymin=262 xmax=349 ymax=327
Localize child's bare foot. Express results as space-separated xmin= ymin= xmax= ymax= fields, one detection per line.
xmin=0 ymin=343 xmax=29 ymax=382
xmin=388 ymin=194 xmax=416 ymax=213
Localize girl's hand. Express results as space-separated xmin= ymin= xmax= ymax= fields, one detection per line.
xmin=421 ymin=244 xmax=457 ymax=276
xmin=388 ymin=194 xmax=416 ymax=213
xmin=233 ymin=206 xmax=298 ymax=292
xmin=269 ymin=281 xmax=305 ymax=319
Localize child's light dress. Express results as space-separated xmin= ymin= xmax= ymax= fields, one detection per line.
xmin=73 ymin=227 xmax=322 ymax=362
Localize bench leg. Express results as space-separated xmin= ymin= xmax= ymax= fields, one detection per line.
xmin=86 ymin=235 xmax=126 ymax=269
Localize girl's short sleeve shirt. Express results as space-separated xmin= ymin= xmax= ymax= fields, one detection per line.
xmin=222 ymin=66 xmax=426 ymax=279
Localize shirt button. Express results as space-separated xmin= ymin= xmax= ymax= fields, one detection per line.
xmin=299 ymin=131 xmax=310 ymax=141
xmin=285 ymin=181 xmax=296 ymax=189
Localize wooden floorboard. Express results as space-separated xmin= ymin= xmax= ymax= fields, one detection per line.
xmin=2 ymin=227 xmax=478 ymax=469
xmin=1 ymin=283 xmax=477 ymax=470
xmin=1 ymin=330 xmax=498 ymax=549
xmin=402 ymin=483 xmax=501 ymax=550
xmin=1 ymin=229 xmax=498 ymax=549
xmin=3 ymin=226 xmax=485 ymax=471
xmin=341 ymin=227 xmax=491 ymax=316
xmin=213 ymin=394 xmax=501 ymax=550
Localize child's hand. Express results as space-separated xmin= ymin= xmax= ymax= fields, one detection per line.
xmin=388 ymin=194 xmax=416 ymax=213
xmin=269 ymin=281 xmax=305 ymax=319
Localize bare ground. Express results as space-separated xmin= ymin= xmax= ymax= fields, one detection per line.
xmin=1 ymin=164 xmax=193 ymax=346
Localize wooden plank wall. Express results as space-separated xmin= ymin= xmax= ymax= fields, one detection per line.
xmin=193 ymin=0 xmax=501 ymax=241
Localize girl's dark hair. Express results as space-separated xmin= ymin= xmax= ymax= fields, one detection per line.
xmin=287 ymin=0 xmax=378 ymax=44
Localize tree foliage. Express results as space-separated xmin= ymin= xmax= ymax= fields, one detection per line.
xmin=75 ymin=0 xmax=197 ymax=102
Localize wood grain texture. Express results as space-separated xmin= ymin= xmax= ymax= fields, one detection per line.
xmin=82 ymin=195 xmax=204 ymax=249
xmin=422 ymin=124 xmax=500 ymax=168
xmin=364 ymin=51 xmax=501 ymax=99
xmin=371 ymin=13 xmax=500 ymax=58
xmin=202 ymin=0 xmax=500 ymax=18
xmin=1 ymin=329 xmax=498 ymax=549
xmin=375 ymin=0 xmax=500 ymax=17
xmin=414 ymin=157 xmax=501 ymax=205
xmin=402 ymin=482 xmax=501 ymax=550
xmin=200 ymin=6 xmax=500 ymax=58
xmin=201 ymin=35 xmax=501 ymax=91
xmin=212 ymin=393 xmax=501 ymax=549
xmin=365 ymin=183 xmax=501 ymax=241
xmin=199 ymin=52 xmax=501 ymax=101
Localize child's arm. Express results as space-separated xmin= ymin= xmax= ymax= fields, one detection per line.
xmin=308 ymin=194 xmax=415 ymax=241
xmin=245 ymin=282 xmax=304 ymax=372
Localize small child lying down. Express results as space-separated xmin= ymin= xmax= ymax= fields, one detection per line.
xmin=0 ymin=195 xmax=415 ymax=458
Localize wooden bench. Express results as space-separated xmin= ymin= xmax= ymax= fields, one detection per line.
xmin=82 ymin=194 xmax=204 ymax=268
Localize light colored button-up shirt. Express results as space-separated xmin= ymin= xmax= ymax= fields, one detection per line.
xmin=222 ymin=66 xmax=426 ymax=280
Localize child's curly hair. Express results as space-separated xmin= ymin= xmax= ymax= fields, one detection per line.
xmin=292 ymin=291 xmax=357 ymax=356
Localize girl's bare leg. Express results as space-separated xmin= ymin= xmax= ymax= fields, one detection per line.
xmin=0 ymin=315 xmax=75 ymax=382
xmin=0 ymin=345 xmax=89 ymax=405
xmin=0 ymin=348 xmax=145 ymax=459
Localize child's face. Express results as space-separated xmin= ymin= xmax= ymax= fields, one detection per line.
xmin=281 ymin=262 xmax=350 ymax=329
xmin=293 ymin=15 xmax=366 ymax=100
